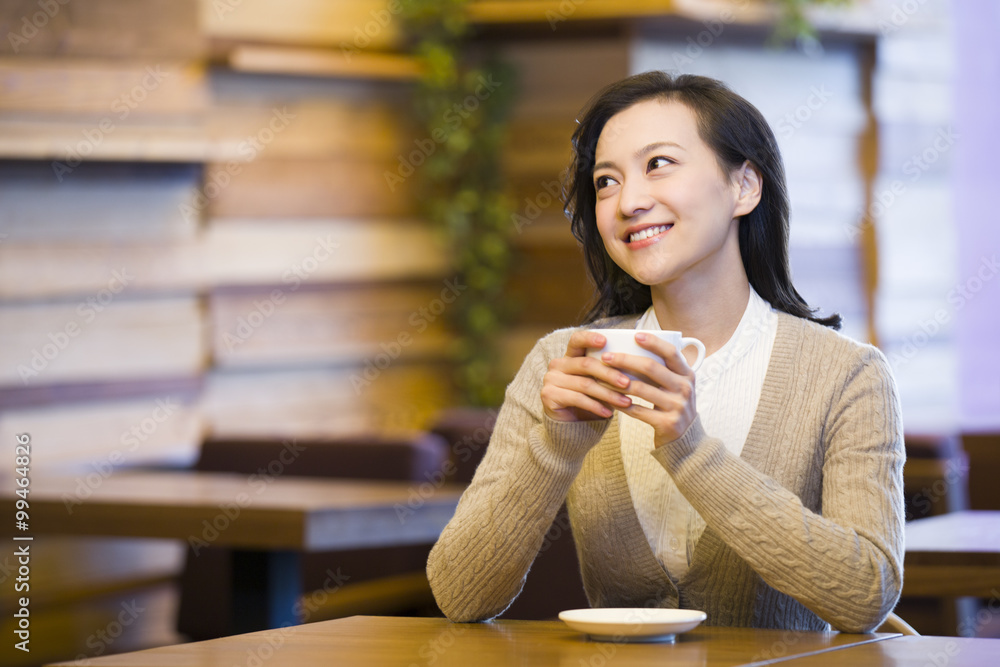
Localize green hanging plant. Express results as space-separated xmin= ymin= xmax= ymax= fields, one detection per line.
xmin=772 ymin=0 xmax=854 ymax=44
xmin=401 ymin=0 xmax=517 ymax=407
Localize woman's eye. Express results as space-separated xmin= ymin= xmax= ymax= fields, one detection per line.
xmin=648 ymin=156 xmax=673 ymax=171
xmin=594 ymin=175 xmax=616 ymax=190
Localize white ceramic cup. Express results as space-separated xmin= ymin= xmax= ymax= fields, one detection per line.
xmin=585 ymin=329 xmax=706 ymax=376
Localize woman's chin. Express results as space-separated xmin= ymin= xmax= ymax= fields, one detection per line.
xmin=624 ymin=268 xmax=673 ymax=288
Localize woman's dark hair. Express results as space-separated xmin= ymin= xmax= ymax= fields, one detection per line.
xmin=566 ymin=71 xmax=841 ymax=330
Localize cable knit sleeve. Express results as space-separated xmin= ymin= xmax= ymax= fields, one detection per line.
xmin=427 ymin=330 xmax=609 ymax=621
xmin=651 ymin=339 xmax=905 ymax=632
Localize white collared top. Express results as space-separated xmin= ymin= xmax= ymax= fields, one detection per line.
xmin=619 ymin=287 xmax=779 ymax=581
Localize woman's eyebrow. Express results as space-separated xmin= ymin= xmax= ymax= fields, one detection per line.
xmin=592 ymin=159 xmax=616 ymax=173
xmin=592 ymin=141 xmax=686 ymax=174
xmin=636 ymin=141 xmax=684 ymax=157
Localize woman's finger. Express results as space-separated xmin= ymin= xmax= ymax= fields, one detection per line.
xmin=634 ymin=333 xmax=695 ymax=377
xmin=620 ymin=376 xmax=693 ymax=410
xmin=545 ymin=367 xmax=632 ymax=408
xmin=549 ymin=354 xmax=632 ymax=391
xmin=596 ymin=352 xmax=686 ymax=394
xmin=565 ymin=330 xmax=610 ymax=358
xmin=542 ymin=381 xmax=618 ymax=421
xmin=618 ymin=401 xmax=691 ymax=441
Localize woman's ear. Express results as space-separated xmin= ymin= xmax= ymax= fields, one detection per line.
xmin=733 ymin=161 xmax=763 ymax=217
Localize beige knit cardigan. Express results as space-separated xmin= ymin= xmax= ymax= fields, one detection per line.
xmin=427 ymin=312 xmax=905 ymax=632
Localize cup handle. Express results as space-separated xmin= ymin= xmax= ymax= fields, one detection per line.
xmin=680 ymin=337 xmax=706 ymax=372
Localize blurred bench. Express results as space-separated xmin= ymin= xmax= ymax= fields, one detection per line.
xmin=0 ymin=537 xmax=182 ymax=667
xmin=897 ymin=433 xmax=976 ymax=637
xmin=903 ymin=433 xmax=969 ymax=520
xmin=177 ymin=432 xmax=450 ymax=640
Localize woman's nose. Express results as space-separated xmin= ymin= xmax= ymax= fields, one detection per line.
xmin=617 ymin=178 xmax=655 ymax=218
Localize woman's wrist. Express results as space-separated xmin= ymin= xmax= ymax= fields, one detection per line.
xmin=540 ymin=416 xmax=610 ymax=465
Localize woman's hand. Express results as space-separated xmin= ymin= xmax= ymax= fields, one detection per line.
xmin=541 ymin=331 xmax=634 ymax=422
xmin=598 ymin=332 xmax=698 ymax=445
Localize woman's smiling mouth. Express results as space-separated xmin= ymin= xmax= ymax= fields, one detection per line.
xmin=627 ymin=224 xmax=673 ymax=245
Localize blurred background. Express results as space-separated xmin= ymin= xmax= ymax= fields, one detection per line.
xmin=0 ymin=0 xmax=997 ymax=664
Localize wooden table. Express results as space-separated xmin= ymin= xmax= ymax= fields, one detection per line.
xmin=904 ymin=510 xmax=1000 ymax=597
xmin=781 ymin=634 xmax=1000 ymax=666
xmin=2 ymin=472 xmax=463 ymax=632
xmin=47 ymin=615 xmax=905 ymax=667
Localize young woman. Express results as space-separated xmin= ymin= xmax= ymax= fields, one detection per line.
xmin=427 ymin=71 xmax=904 ymax=633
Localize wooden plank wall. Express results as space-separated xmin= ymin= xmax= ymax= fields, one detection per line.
xmin=199 ymin=69 xmax=452 ymax=438
xmin=0 ymin=4 xmax=457 ymax=466
xmin=0 ymin=4 xmax=208 ymax=664
xmin=0 ymin=1 xmax=453 ymax=663
xmin=497 ymin=37 xmax=631 ymax=378
xmin=0 ymin=0 xmax=204 ymax=58
xmin=198 ymin=0 xmax=402 ymax=49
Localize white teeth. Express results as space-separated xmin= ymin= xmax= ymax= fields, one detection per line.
xmin=629 ymin=225 xmax=671 ymax=243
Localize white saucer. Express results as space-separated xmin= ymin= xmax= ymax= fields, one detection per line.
xmin=558 ymin=608 xmax=707 ymax=643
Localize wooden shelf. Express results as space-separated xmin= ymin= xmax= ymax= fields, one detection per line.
xmin=0 ymin=119 xmax=243 ymax=163
xmin=467 ymin=0 xmax=678 ymax=24
xmin=0 ymin=219 xmax=450 ymax=300
xmin=466 ymin=0 xmax=881 ymax=38
xmin=228 ymin=46 xmax=422 ymax=81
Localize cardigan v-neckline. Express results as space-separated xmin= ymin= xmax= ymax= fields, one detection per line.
xmin=589 ymin=312 xmax=806 ymax=598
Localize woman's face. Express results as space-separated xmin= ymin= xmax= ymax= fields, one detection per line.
xmin=592 ymin=98 xmax=758 ymax=292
